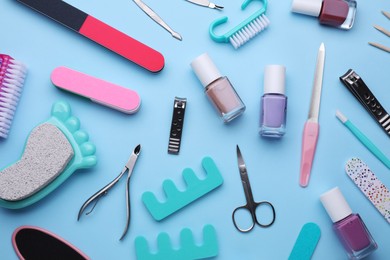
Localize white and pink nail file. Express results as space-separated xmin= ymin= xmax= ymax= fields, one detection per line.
xmin=51 ymin=67 xmax=141 ymax=114
xmin=345 ymin=158 xmax=390 ymax=224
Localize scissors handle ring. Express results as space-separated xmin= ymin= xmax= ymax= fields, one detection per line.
xmin=232 ymin=205 xmax=255 ymax=233
xmin=255 ymin=201 xmax=276 ymax=228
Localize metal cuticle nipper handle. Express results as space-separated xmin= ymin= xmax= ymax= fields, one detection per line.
xmin=77 ymin=144 xmax=141 ymax=240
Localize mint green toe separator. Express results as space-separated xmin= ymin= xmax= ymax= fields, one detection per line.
xmin=0 ymin=101 xmax=97 ymax=209
xmin=135 ymin=224 xmax=218 ymax=260
xmin=142 ymin=157 xmax=223 ymax=221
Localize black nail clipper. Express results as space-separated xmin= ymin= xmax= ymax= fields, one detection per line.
xmin=340 ymin=69 xmax=390 ymax=137
xmin=168 ymin=97 xmax=187 ymax=154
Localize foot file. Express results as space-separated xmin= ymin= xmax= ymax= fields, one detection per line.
xmin=135 ymin=225 xmax=218 ymax=260
xmin=0 ymin=101 xmax=97 ymax=209
xmin=142 ymin=157 xmax=223 ymax=221
xmin=17 ymin=0 xmax=165 ymax=73
xmin=51 ymin=67 xmax=141 ymax=114
xmin=13 ymin=226 xmax=89 ymax=260
xmin=288 ymin=223 xmax=321 ymax=260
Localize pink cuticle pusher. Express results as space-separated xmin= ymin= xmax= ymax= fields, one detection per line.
xmin=300 ymin=43 xmax=325 ymax=187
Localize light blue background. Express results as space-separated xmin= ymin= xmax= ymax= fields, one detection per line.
xmin=1 ymin=0 xmax=389 ymax=259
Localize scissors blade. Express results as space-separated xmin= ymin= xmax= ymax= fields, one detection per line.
xmin=236 ymin=145 xmax=246 ymax=174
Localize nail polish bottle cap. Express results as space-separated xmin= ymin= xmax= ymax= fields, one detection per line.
xmin=320 ymin=187 xmax=353 ymax=223
xmin=291 ymin=0 xmax=322 ymax=17
xmin=264 ymin=65 xmax=286 ymax=95
xmin=190 ymin=53 xmax=222 ymax=88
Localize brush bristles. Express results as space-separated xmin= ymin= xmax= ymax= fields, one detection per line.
xmin=229 ymin=14 xmax=270 ymax=49
xmin=0 ymin=56 xmax=27 ymax=138
xmin=335 ymin=110 xmax=348 ymax=123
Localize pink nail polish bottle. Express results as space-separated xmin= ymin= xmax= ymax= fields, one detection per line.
xmin=291 ymin=0 xmax=357 ymax=30
xmin=320 ymin=187 xmax=378 ymax=259
xmin=190 ymin=53 xmax=246 ymax=123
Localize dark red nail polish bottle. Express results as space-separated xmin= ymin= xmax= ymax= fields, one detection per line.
xmin=291 ymin=0 xmax=357 ymax=30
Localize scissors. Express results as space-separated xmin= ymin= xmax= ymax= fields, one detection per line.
xmin=232 ymin=145 xmax=276 ymax=233
xmin=78 ymin=144 xmax=141 ymax=240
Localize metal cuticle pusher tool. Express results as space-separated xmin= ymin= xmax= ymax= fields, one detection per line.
xmin=186 ymin=0 xmax=223 ymax=10
xmin=133 ymin=0 xmax=182 ymax=40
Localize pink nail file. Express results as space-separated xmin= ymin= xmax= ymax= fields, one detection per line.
xmin=51 ymin=67 xmax=141 ymax=114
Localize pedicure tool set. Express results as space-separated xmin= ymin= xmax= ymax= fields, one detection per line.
xmin=78 ymin=145 xmax=141 ymax=240
xmin=0 ymin=54 xmax=27 ymax=139
xmin=2 ymin=1 xmax=390 ymax=259
xmin=339 ymin=69 xmax=390 ymax=137
xmin=299 ymin=43 xmax=325 ymax=187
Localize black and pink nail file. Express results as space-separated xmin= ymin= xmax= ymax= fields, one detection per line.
xmin=12 ymin=226 xmax=89 ymax=260
xmin=16 ymin=0 xmax=165 ymax=73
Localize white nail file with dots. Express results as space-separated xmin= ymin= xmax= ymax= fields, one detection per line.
xmin=345 ymin=158 xmax=390 ymax=224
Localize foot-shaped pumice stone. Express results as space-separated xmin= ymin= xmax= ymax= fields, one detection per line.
xmin=0 ymin=101 xmax=97 ymax=202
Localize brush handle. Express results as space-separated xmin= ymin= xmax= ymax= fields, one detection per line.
xmin=300 ymin=121 xmax=319 ymax=187
xmin=345 ymin=120 xmax=390 ymax=169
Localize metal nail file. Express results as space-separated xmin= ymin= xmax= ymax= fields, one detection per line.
xmin=299 ymin=43 xmax=325 ymax=188
xmin=339 ymin=69 xmax=390 ymax=137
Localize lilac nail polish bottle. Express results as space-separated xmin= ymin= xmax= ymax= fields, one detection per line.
xmin=320 ymin=187 xmax=378 ymax=259
xmin=259 ymin=65 xmax=287 ymax=138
